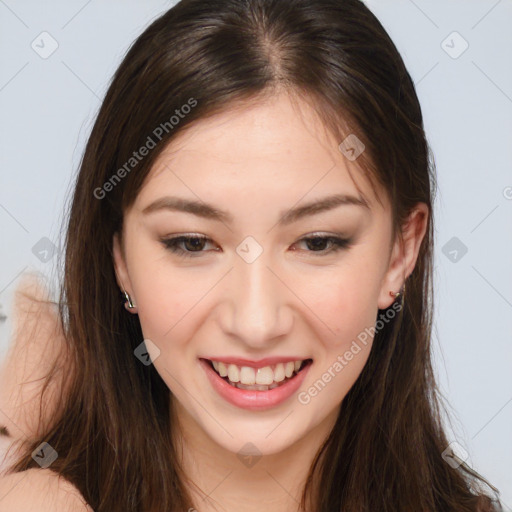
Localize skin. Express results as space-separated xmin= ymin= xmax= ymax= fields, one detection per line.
xmin=0 ymin=468 xmax=92 ymax=511
xmin=0 ymin=273 xmax=70 ymax=473
xmin=113 ymin=90 xmax=429 ymax=511
xmin=0 ymin=275 xmax=90 ymax=511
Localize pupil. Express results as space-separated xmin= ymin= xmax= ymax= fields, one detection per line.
xmin=308 ymin=238 xmax=327 ymax=251
xmin=185 ymin=237 xmax=204 ymax=251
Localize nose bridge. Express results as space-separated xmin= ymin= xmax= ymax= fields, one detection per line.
xmin=225 ymin=251 xmax=292 ymax=345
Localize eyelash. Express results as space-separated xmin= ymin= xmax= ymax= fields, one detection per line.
xmin=160 ymin=233 xmax=353 ymax=259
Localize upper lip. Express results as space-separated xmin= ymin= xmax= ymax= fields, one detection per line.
xmin=200 ymin=356 xmax=312 ymax=369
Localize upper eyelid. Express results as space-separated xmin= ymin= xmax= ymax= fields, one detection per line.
xmin=162 ymin=232 xmax=348 ymax=243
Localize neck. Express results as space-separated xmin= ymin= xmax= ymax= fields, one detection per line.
xmin=171 ymin=400 xmax=338 ymax=512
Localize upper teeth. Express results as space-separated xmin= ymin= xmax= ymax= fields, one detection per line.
xmin=211 ymin=360 xmax=305 ymax=385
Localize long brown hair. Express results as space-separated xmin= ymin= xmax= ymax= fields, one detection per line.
xmin=8 ymin=0 xmax=503 ymax=510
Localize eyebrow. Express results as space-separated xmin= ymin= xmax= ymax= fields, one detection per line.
xmin=141 ymin=193 xmax=370 ymax=226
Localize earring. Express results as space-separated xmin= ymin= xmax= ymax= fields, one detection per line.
xmin=123 ymin=289 xmax=136 ymax=309
xmin=389 ymin=282 xmax=406 ymax=300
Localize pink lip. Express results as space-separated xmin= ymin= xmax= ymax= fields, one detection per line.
xmin=201 ymin=356 xmax=311 ymax=369
xmin=199 ymin=358 xmax=312 ymax=411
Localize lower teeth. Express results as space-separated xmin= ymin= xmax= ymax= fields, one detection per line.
xmin=225 ymin=375 xmax=293 ymax=391
xmin=233 ymin=381 xmax=279 ymax=391
xmin=209 ymin=359 xmax=312 ymax=391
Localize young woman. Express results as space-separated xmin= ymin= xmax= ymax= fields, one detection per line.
xmin=0 ymin=0 xmax=504 ymax=510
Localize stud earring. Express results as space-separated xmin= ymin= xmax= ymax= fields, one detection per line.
xmin=389 ymin=282 xmax=406 ymax=300
xmin=123 ymin=289 xmax=136 ymax=309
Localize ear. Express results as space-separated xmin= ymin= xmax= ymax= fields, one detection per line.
xmin=112 ymin=232 xmax=136 ymax=311
xmin=377 ymin=202 xmax=429 ymax=310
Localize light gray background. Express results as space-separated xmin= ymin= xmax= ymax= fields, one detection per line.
xmin=0 ymin=0 xmax=511 ymax=507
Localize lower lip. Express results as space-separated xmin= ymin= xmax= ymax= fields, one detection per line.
xmin=199 ymin=358 xmax=312 ymax=411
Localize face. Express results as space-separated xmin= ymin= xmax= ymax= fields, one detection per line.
xmin=113 ymin=91 xmax=426 ymax=457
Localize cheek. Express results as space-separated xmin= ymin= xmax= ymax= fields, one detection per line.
xmin=127 ymin=248 xmax=215 ymax=347
xmin=296 ymin=267 xmax=379 ymax=348
xmin=298 ymin=275 xmax=376 ymax=407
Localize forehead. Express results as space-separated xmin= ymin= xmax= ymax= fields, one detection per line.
xmin=136 ymin=92 xmax=384 ymax=215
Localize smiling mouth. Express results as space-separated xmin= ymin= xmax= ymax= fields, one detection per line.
xmin=203 ymin=358 xmax=313 ymax=391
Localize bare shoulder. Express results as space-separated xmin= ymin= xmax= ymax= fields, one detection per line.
xmin=0 ymin=272 xmax=70 ymax=442
xmin=0 ymin=468 xmax=93 ymax=511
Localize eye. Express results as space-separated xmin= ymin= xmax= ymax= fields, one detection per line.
xmin=160 ymin=233 xmax=352 ymax=258
xmin=292 ymin=234 xmax=353 ymax=256
xmin=160 ymin=234 xmax=217 ymax=258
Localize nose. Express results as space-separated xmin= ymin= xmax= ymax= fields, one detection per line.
xmin=220 ymin=254 xmax=294 ymax=348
